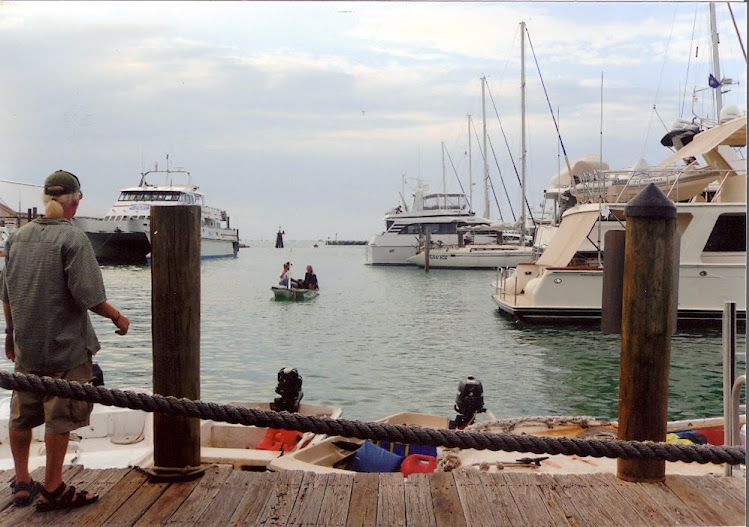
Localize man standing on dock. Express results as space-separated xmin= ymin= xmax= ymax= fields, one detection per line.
xmin=1 ymin=170 xmax=130 ymax=511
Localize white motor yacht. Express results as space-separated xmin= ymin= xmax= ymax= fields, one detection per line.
xmin=74 ymin=163 xmax=239 ymax=264
xmin=405 ymin=223 xmax=536 ymax=270
xmin=493 ymin=116 xmax=747 ymax=325
xmin=366 ymin=184 xmax=493 ymax=266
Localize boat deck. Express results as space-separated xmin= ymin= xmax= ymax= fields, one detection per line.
xmin=0 ymin=465 xmax=744 ymax=526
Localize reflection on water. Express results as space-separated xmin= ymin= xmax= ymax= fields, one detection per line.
xmin=8 ymin=246 xmax=742 ymax=423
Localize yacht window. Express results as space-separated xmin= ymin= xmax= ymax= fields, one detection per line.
xmin=426 ymin=223 xmax=457 ymax=235
xmin=401 ymin=224 xmax=421 ymax=234
xmin=703 ymin=213 xmax=746 ymax=252
xmin=385 ymin=220 xmax=394 ymax=231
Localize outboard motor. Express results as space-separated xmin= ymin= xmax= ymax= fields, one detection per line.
xmin=449 ymin=376 xmax=486 ymax=429
xmin=270 ymin=367 xmax=303 ymax=413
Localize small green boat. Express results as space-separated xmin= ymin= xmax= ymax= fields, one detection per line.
xmin=271 ymin=286 xmax=319 ymax=301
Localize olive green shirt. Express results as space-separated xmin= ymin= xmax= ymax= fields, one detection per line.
xmin=1 ymin=218 xmax=105 ymax=372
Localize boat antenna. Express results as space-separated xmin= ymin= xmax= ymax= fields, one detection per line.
xmin=597 ymin=70 xmax=604 ymax=267
xmin=467 ymin=113 xmax=473 ymax=213
xmin=726 ymin=3 xmax=747 ymax=62
xmin=520 ymin=22 xmax=527 ymax=245
xmin=524 ymin=24 xmax=573 ymax=177
xmin=709 ymin=2 xmax=723 ymax=120
xmin=441 ymin=141 xmax=447 ymax=209
xmin=481 ymin=75 xmax=490 ymax=219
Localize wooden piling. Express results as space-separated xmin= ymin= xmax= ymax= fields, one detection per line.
xmin=151 ymin=205 xmax=202 ymax=470
xmin=424 ymin=226 xmax=431 ymax=272
xmin=601 ymin=230 xmax=626 ymax=335
xmin=617 ymin=184 xmax=677 ymax=482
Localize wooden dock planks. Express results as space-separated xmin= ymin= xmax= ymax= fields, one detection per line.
xmin=0 ymin=467 xmax=743 ymax=526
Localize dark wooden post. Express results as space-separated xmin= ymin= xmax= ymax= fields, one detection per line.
xmin=617 ymin=184 xmax=677 ymax=482
xmin=601 ymin=230 xmax=626 ymax=335
xmin=151 ymin=205 xmax=202 ymax=471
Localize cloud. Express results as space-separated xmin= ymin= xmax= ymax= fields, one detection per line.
xmin=0 ymin=1 xmax=745 ymax=240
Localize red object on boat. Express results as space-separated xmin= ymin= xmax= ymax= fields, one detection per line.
xmin=695 ymin=427 xmax=724 ymax=445
xmin=256 ymin=428 xmax=303 ymax=452
xmin=400 ymin=454 xmax=437 ymax=477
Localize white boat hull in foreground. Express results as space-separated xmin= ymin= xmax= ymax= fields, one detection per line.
xmin=269 ymin=412 xmax=744 ymax=476
xmin=0 ymin=397 xmax=341 ymax=472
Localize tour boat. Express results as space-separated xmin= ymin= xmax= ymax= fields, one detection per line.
xmin=493 ymin=115 xmax=746 ymax=325
xmin=365 ymin=181 xmax=493 ymax=266
xmin=73 ymin=163 xmax=239 ymax=264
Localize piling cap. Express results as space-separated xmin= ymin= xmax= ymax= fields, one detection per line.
xmin=624 ymin=183 xmax=677 ymax=219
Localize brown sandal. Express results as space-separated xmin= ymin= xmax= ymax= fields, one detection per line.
xmin=36 ymin=482 xmax=99 ymax=512
xmin=10 ymin=479 xmax=41 ymax=507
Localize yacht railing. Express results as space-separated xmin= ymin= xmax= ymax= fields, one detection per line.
xmin=722 ymin=301 xmax=746 ymax=477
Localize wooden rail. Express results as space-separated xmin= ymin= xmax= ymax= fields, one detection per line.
xmin=0 ymin=466 xmax=744 ymax=526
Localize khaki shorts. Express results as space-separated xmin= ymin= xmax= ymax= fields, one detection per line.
xmin=10 ymin=359 xmax=95 ymax=435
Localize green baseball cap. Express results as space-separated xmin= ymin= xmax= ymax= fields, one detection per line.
xmin=44 ymin=170 xmax=81 ymax=196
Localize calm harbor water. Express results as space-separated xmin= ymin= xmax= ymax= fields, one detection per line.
xmin=6 ymin=243 xmax=744 ymax=423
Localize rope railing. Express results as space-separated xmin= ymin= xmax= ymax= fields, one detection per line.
xmin=0 ymin=371 xmax=744 ymax=466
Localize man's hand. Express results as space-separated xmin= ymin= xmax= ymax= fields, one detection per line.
xmin=114 ymin=313 xmax=130 ymax=336
xmin=5 ymin=334 xmax=14 ymax=361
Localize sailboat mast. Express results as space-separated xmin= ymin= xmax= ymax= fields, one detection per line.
xmin=520 ymin=21 xmax=527 ymax=245
xmin=441 ymin=141 xmax=446 ymax=209
xmin=482 ymin=76 xmax=490 ymax=219
xmin=468 ymin=114 xmax=473 ymax=212
xmin=709 ymin=3 xmax=723 ymax=120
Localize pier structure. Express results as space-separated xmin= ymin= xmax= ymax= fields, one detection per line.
xmin=0 ymin=465 xmax=744 ymax=526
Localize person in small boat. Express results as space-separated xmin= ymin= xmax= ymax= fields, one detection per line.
xmin=279 ymin=261 xmax=296 ymax=287
xmin=2 ymin=170 xmax=130 ymax=511
xmin=300 ymin=265 xmax=319 ymax=290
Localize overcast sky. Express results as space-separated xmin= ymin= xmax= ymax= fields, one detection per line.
xmin=1 ymin=1 xmax=746 ymax=241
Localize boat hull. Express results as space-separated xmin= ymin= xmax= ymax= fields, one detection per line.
xmin=406 ymin=245 xmax=534 ymax=269
xmin=74 ymin=217 xmax=239 ymax=264
xmin=271 ymin=287 xmax=320 ymax=301
xmin=493 ymin=264 xmax=747 ymax=325
xmin=269 ymin=413 xmax=741 ymax=476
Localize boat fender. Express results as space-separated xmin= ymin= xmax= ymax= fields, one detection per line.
xmin=256 ymin=428 xmax=303 ymax=452
xmin=347 ymin=440 xmax=404 ymax=473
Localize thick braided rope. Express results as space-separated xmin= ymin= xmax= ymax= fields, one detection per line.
xmin=0 ymin=371 xmax=744 ymax=465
